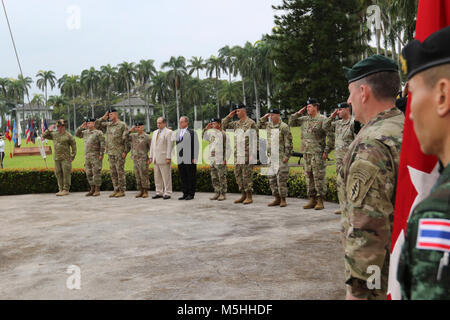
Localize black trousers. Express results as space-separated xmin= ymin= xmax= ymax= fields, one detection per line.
xmin=178 ymin=163 xmax=197 ymax=197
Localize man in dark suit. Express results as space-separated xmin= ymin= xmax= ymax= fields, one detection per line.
xmin=175 ymin=116 xmax=200 ymax=200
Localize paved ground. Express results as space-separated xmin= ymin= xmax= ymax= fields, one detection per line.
xmin=0 ymin=191 xmax=345 ymax=300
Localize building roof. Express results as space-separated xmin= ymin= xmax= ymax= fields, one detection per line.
xmin=112 ymin=96 xmax=154 ymax=108
xmin=14 ymin=103 xmax=51 ymax=111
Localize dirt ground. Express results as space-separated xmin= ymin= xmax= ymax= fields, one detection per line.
xmin=0 ymin=191 xmax=345 ymax=300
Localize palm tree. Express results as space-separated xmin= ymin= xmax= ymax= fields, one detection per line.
xmin=256 ymin=38 xmax=275 ymax=110
xmin=161 ymin=56 xmax=187 ymax=126
xmin=206 ymin=55 xmax=225 ymax=118
xmin=136 ymin=59 xmax=157 ymax=129
xmin=117 ymin=61 xmax=137 ymax=125
xmin=58 ymin=74 xmax=80 ymax=131
xmin=232 ymin=44 xmax=252 ymax=107
xmin=185 ymin=78 xmax=205 ymax=124
xmin=100 ymin=64 xmax=117 ymax=107
xmin=218 ymin=81 xmax=241 ymax=107
xmin=150 ymin=71 xmax=169 ymax=121
xmin=81 ymin=67 xmax=100 ymax=118
xmin=187 ymin=56 xmax=206 ymax=79
xmin=36 ymin=70 xmax=57 ymax=107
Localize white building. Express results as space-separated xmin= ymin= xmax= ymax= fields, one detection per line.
xmin=111 ymin=96 xmax=154 ymax=130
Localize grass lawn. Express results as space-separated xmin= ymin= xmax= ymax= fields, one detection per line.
xmin=1 ymin=127 xmax=337 ymax=177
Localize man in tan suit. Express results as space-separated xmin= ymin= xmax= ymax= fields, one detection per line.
xmin=149 ymin=117 xmax=174 ymax=200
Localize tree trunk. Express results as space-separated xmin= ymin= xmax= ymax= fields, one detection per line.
xmin=266 ymin=80 xmax=271 ymax=110
xmin=376 ymin=28 xmax=381 ymax=55
xmin=253 ymin=77 xmax=260 ymax=120
xmin=90 ymin=86 xmax=94 ymax=118
xmin=175 ymin=86 xmax=180 ymax=129
xmin=73 ymin=99 xmax=76 ymax=132
xmin=242 ymin=77 xmax=247 ymax=106
xmin=194 ymin=105 xmax=197 ymax=122
xmin=216 ymin=75 xmax=220 ymax=118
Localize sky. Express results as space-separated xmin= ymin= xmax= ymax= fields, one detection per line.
xmin=0 ymin=0 xmax=282 ymax=96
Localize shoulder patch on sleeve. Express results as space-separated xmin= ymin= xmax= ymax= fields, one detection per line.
xmin=346 ymin=159 xmax=380 ymax=206
xmin=417 ymin=219 xmax=450 ymax=252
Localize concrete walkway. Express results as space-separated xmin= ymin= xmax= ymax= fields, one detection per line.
xmin=0 ymin=192 xmax=345 ymax=300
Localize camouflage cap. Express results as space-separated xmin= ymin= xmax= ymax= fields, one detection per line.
xmin=401 ymin=26 xmax=450 ymax=79
xmin=56 ymin=119 xmax=66 ymax=127
xmin=344 ymin=55 xmax=398 ymax=84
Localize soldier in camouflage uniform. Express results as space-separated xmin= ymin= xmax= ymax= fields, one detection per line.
xmin=43 ymin=119 xmax=77 ymax=196
xmin=323 ymin=102 xmax=357 ymax=215
xmin=339 ymin=55 xmax=404 ymax=300
xmin=203 ymin=118 xmax=229 ymax=201
xmin=124 ymin=122 xmax=152 ymax=199
xmin=258 ymin=109 xmax=293 ymax=207
xmin=289 ymin=98 xmax=331 ymax=210
xmin=397 ymin=26 xmax=450 ymax=300
xmin=75 ymin=118 xmax=105 ymax=197
xmin=95 ymin=108 xmax=129 ymax=198
xmin=222 ymin=104 xmax=258 ymax=205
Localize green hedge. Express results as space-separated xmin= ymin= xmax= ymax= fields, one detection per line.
xmin=0 ymin=166 xmax=338 ymax=202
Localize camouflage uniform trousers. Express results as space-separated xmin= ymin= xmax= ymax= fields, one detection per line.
xmin=269 ymin=162 xmax=289 ymax=198
xmin=133 ymin=159 xmax=150 ymax=190
xmin=336 ymin=157 xmax=344 ymax=210
xmin=85 ymin=157 xmax=103 ymax=187
xmin=54 ymin=160 xmax=72 ymax=191
xmin=234 ymin=164 xmax=254 ymax=192
xmin=304 ymin=153 xmax=327 ymax=198
xmin=108 ymin=155 xmax=126 ymax=192
xmin=210 ymin=163 xmax=227 ymax=194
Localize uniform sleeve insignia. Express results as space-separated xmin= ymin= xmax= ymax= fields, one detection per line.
xmin=400 ymin=55 xmax=408 ymax=75
xmin=346 ymin=159 xmax=379 ymax=206
xmin=417 ymin=219 xmax=450 ymax=252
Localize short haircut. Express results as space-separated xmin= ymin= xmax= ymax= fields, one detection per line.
xmin=357 ymin=71 xmax=401 ymax=101
xmin=181 ymin=116 xmax=189 ymax=122
xmin=419 ymin=64 xmax=450 ymax=88
xmin=158 ymin=117 xmax=167 ymax=124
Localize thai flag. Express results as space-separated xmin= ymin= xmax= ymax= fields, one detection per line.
xmin=417 ymin=219 xmax=450 ymax=252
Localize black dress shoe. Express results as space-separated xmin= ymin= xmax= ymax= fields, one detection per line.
xmin=163 ymin=195 xmax=171 ymax=200
xmin=152 ymin=195 xmax=163 ymax=199
xmin=178 ymin=196 xmax=187 ymax=200
xmin=185 ymin=196 xmax=193 ymax=200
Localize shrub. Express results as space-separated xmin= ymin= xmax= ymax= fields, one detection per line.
xmin=0 ymin=167 xmax=338 ymax=202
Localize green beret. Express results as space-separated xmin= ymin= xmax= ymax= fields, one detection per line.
xmin=401 ymin=26 xmax=450 ymax=79
xmin=344 ymin=55 xmax=399 ymax=83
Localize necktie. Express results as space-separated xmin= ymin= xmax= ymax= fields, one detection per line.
xmin=156 ymin=130 xmax=161 ymax=142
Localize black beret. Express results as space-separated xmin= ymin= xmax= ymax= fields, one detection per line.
xmin=401 ymin=26 xmax=450 ymax=79
xmin=268 ymin=108 xmax=280 ymax=114
xmin=306 ymin=98 xmax=318 ymax=105
xmin=85 ymin=118 xmax=96 ymax=122
xmin=344 ymin=55 xmax=398 ymax=83
xmin=134 ymin=121 xmax=145 ymax=126
xmin=210 ymin=118 xmax=221 ymax=123
xmin=108 ymin=108 xmax=118 ymax=113
xmin=337 ymin=102 xmax=350 ymax=109
xmin=233 ymin=104 xmax=246 ymax=110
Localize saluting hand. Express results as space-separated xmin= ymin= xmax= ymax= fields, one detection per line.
xmin=296 ymin=107 xmax=306 ymax=116
xmin=263 ymin=113 xmax=270 ymax=119
xmin=122 ymin=152 xmax=127 ymax=159
xmin=331 ymin=109 xmax=339 ymax=118
xmin=228 ymin=110 xmax=237 ymax=118
xmin=49 ymin=125 xmax=55 ymax=131
xmin=322 ymin=153 xmax=328 ymax=160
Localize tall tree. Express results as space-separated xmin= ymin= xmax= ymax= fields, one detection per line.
xmin=187 ymin=56 xmax=206 ymax=122
xmin=36 ymin=70 xmax=57 ymax=108
xmin=58 ymin=74 xmax=80 ymax=131
xmin=81 ymin=67 xmax=100 ymax=118
xmin=206 ymin=55 xmax=225 ymax=118
xmin=118 ymin=61 xmax=137 ymax=125
xmin=161 ymin=56 xmax=187 ymax=126
xmin=270 ymin=0 xmax=365 ymax=110
xmin=100 ymin=64 xmax=117 ymax=107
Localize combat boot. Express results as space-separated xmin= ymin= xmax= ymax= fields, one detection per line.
xmin=59 ymin=190 xmax=69 ymax=196
xmin=85 ymin=186 xmax=95 ymax=197
xmin=268 ymin=196 xmax=281 ymax=207
xmin=334 ymin=209 xmax=342 ymax=215
xmin=218 ymin=193 xmax=226 ymax=201
xmin=280 ymin=197 xmax=287 ymax=208
xmin=142 ymin=189 xmax=149 ymax=198
xmin=93 ymin=186 xmax=101 ymax=197
xmin=115 ymin=190 xmax=125 ymax=198
xmin=234 ymin=191 xmax=247 ymax=204
xmin=314 ymin=196 xmax=325 ymax=210
xmin=303 ymin=196 xmax=317 ymax=209
xmin=136 ymin=189 xmax=144 ymax=198
xmin=55 ymin=190 xmax=63 ymax=196
xmin=210 ymin=193 xmax=220 ymax=201
xmin=109 ymin=190 xmax=118 ymax=198
xmin=243 ymin=192 xmax=253 ymax=205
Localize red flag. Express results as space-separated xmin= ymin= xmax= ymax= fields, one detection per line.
xmin=388 ymin=0 xmax=450 ymax=300
xmin=5 ymin=120 xmax=12 ymax=142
